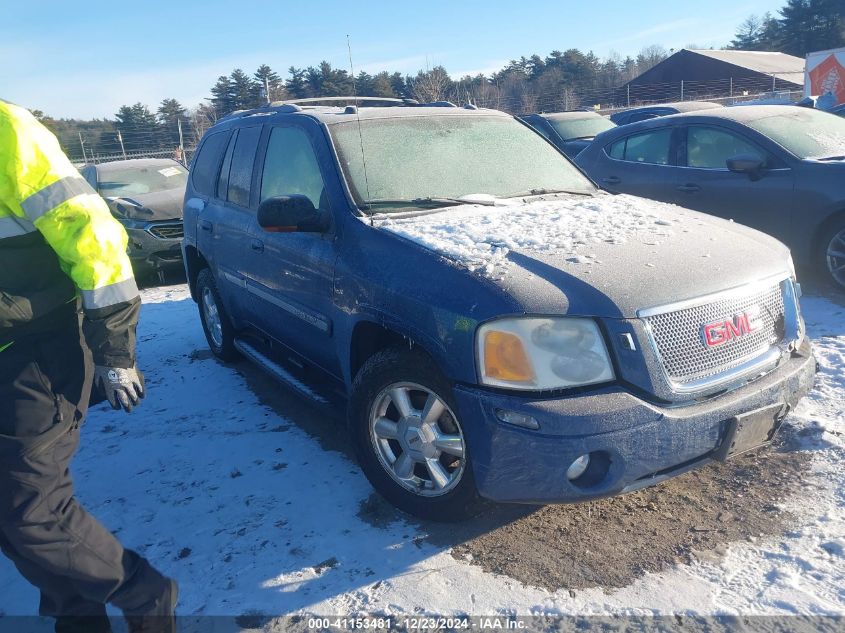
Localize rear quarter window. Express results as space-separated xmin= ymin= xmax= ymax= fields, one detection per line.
xmin=190 ymin=131 xmax=230 ymax=196
xmin=605 ymin=128 xmax=673 ymax=165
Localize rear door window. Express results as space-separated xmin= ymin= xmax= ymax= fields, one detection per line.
xmin=191 ymin=131 xmax=230 ymax=196
xmin=227 ymin=126 xmax=262 ymax=207
xmin=685 ymin=126 xmax=765 ymax=169
xmin=606 ymin=128 xmax=673 ymax=165
xmin=216 ymin=132 xmax=237 ymax=200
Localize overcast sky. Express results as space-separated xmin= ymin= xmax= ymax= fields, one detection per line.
xmin=2 ymin=0 xmax=783 ymax=119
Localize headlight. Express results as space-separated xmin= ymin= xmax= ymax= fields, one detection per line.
xmin=477 ymin=317 xmax=615 ymax=390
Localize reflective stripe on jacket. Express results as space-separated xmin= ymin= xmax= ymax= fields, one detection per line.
xmin=0 ymin=100 xmax=140 ymax=366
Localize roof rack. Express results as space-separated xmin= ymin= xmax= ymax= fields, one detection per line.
xmin=218 ymin=97 xmax=484 ymax=123
xmin=274 ymin=96 xmax=419 ymax=106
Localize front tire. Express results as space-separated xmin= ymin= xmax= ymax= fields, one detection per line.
xmin=196 ymin=268 xmax=239 ymax=361
xmin=349 ymin=347 xmax=483 ymax=521
xmin=823 ymin=217 xmax=845 ymax=290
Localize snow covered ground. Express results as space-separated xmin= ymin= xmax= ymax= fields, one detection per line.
xmin=0 ymin=284 xmax=843 ymax=625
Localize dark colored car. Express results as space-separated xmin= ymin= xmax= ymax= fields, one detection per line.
xmin=182 ymin=100 xmax=813 ymax=521
xmin=831 ymin=103 xmax=845 ymax=117
xmin=80 ymin=158 xmax=187 ymax=276
xmin=576 ymin=105 xmax=845 ymax=288
xmin=518 ymin=111 xmax=615 ymax=158
xmin=609 ymin=100 xmax=723 ymax=126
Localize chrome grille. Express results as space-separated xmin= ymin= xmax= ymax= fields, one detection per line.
xmin=643 ymin=282 xmax=786 ymax=385
xmin=148 ymin=222 xmax=183 ymax=240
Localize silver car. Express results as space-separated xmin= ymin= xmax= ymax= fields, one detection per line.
xmin=80 ymin=158 xmax=187 ymax=277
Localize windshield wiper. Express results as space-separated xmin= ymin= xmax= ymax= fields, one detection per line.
xmin=818 ymin=155 xmax=845 ymax=161
xmin=506 ymin=188 xmax=593 ymax=198
xmin=361 ymin=195 xmax=498 ymax=212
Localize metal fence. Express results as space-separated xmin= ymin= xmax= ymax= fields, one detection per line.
xmin=70 ymin=147 xmax=197 ymax=169
xmin=62 ymin=75 xmax=806 ymax=165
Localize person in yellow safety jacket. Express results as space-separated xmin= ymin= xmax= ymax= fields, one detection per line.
xmin=0 ymin=100 xmax=178 ymax=633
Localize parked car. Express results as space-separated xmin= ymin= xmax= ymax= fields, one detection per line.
xmin=80 ymin=158 xmax=187 ymax=277
xmin=518 ymin=111 xmax=615 ymax=158
xmin=576 ymin=105 xmax=845 ymax=288
xmin=182 ymin=99 xmax=814 ymax=521
xmin=609 ymin=100 xmax=723 ymax=126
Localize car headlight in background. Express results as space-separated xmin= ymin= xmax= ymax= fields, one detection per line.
xmin=477 ymin=317 xmax=615 ymax=390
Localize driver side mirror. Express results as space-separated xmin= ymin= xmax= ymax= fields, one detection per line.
xmin=257 ymin=195 xmax=329 ymax=233
xmin=726 ymin=154 xmax=765 ymax=181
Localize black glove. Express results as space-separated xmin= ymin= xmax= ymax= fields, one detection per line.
xmin=93 ymin=366 xmax=145 ymax=412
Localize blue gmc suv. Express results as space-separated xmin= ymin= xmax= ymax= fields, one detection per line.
xmin=182 ymin=98 xmax=815 ymax=521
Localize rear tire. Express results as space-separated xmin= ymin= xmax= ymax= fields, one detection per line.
xmin=196 ymin=268 xmax=239 ymax=361
xmin=821 ymin=216 xmax=845 ymax=290
xmin=349 ymin=347 xmax=484 ymax=522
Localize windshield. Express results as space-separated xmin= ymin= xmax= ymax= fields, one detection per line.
xmin=745 ymin=109 xmax=845 ymax=159
xmin=97 ymin=163 xmax=188 ymax=197
xmin=547 ymin=116 xmax=615 ymax=140
xmin=331 ymin=114 xmax=595 ymax=210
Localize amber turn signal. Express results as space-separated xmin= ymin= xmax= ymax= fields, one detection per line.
xmin=483 ymin=331 xmax=536 ymax=384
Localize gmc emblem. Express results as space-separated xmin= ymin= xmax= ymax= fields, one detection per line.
xmin=702 ymin=306 xmax=763 ymax=347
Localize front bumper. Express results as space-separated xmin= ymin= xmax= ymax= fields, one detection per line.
xmin=454 ymin=339 xmax=816 ymax=503
xmin=125 ymin=227 xmax=184 ymax=271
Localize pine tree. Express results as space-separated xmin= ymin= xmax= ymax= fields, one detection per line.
xmin=254 ymin=64 xmax=284 ymax=102
xmin=778 ymin=0 xmax=844 ymax=55
xmin=115 ymin=103 xmax=161 ymax=151
xmin=286 ymin=67 xmax=308 ymax=98
xmin=210 ymin=75 xmax=236 ymax=117
xmin=230 ymin=68 xmax=260 ymax=109
xmin=371 ymin=72 xmax=398 ymax=97
xmin=157 ymin=98 xmax=187 ymax=148
xmin=306 ymin=61 xmax=353 ymax=96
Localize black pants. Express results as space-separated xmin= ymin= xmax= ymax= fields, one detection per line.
xmin=0 ymin=308 xmax=169 ymax=620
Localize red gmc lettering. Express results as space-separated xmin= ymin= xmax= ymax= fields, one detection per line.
xmin=703 ymin=312 xmax=760 ymax=347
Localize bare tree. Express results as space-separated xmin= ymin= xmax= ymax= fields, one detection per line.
xmin=189 ymin=103 xmax=218 ymax=141
xmin=410 ymin=66 xmax=453 ymax=103
xmin=636 ymin=45 xmax=669 ymax=73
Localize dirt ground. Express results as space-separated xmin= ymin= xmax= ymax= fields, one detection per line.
xmin=438 ymin=436 xmax=810 ymax=591
xmin=239 ymin=355 xmax=813 ymax=594
xmin=360 ymin=428 xmax=812 ymax=593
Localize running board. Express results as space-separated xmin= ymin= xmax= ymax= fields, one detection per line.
xmin=234 ymin=338 xmax=330 ymax=405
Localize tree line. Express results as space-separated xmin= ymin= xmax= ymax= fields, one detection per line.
xmin=36 ymin=0 xmax=842 ymax=160
xmin=728 ymin=0 xmax=843 ymax=54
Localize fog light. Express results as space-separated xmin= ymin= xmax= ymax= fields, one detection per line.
xmin=566 ymin=454 xmax=590 ymax=480
xmin=494 ymin=408 xmax=540 ymax=430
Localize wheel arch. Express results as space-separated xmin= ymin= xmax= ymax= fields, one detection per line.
xmin=183 ymin=246 xmax=209 ymax=302
xmin=348 ymin=319 xmax=445 ymax=386
xmin=813 ymin=208 xmax=845 ymax=286
xmin=813 ymin=208 xmax=845 ymax=252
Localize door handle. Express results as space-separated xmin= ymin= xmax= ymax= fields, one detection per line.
xmin=602 ymin=176 xmax=621 ymax=185
xmin=250 ymin=239 xmax=264 ymax=253
xmin=199 ymin=220 xmax=212 ymax=232
xmin=676 ymin=184 xmax=701 ymax=193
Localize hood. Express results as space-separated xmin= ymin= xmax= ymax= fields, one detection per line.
xmin=105 ymin=187 xmax=184 ymax=221
xmin=376 ymin=193 xmax=792 ymax=318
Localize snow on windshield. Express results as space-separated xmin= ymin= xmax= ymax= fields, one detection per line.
xmin=375 ymin=194 xmax=678 ymax=277
xmin=807 ymin=131 xmax=845 ymax=157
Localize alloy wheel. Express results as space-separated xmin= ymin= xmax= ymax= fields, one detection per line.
xmin=369 ymin=382 xmax=466 ymax=497
xmin=827 ymin=227 xmax=845 ymax=288
xmin=202 ymin=286 xmax=223 ymax=348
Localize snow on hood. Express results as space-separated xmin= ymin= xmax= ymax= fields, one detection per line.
xmin=375 ymin=194 xmax=680 ymax=277
xmin=375 ymin=193 xmax=793 ymax=317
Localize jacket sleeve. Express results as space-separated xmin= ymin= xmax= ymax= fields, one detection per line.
xmin=0 ymin=102 xmax=140 ymax=367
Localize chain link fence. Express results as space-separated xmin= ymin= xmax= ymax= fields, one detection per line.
xmin=63 ymin=74 xmax=805 ymax=165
